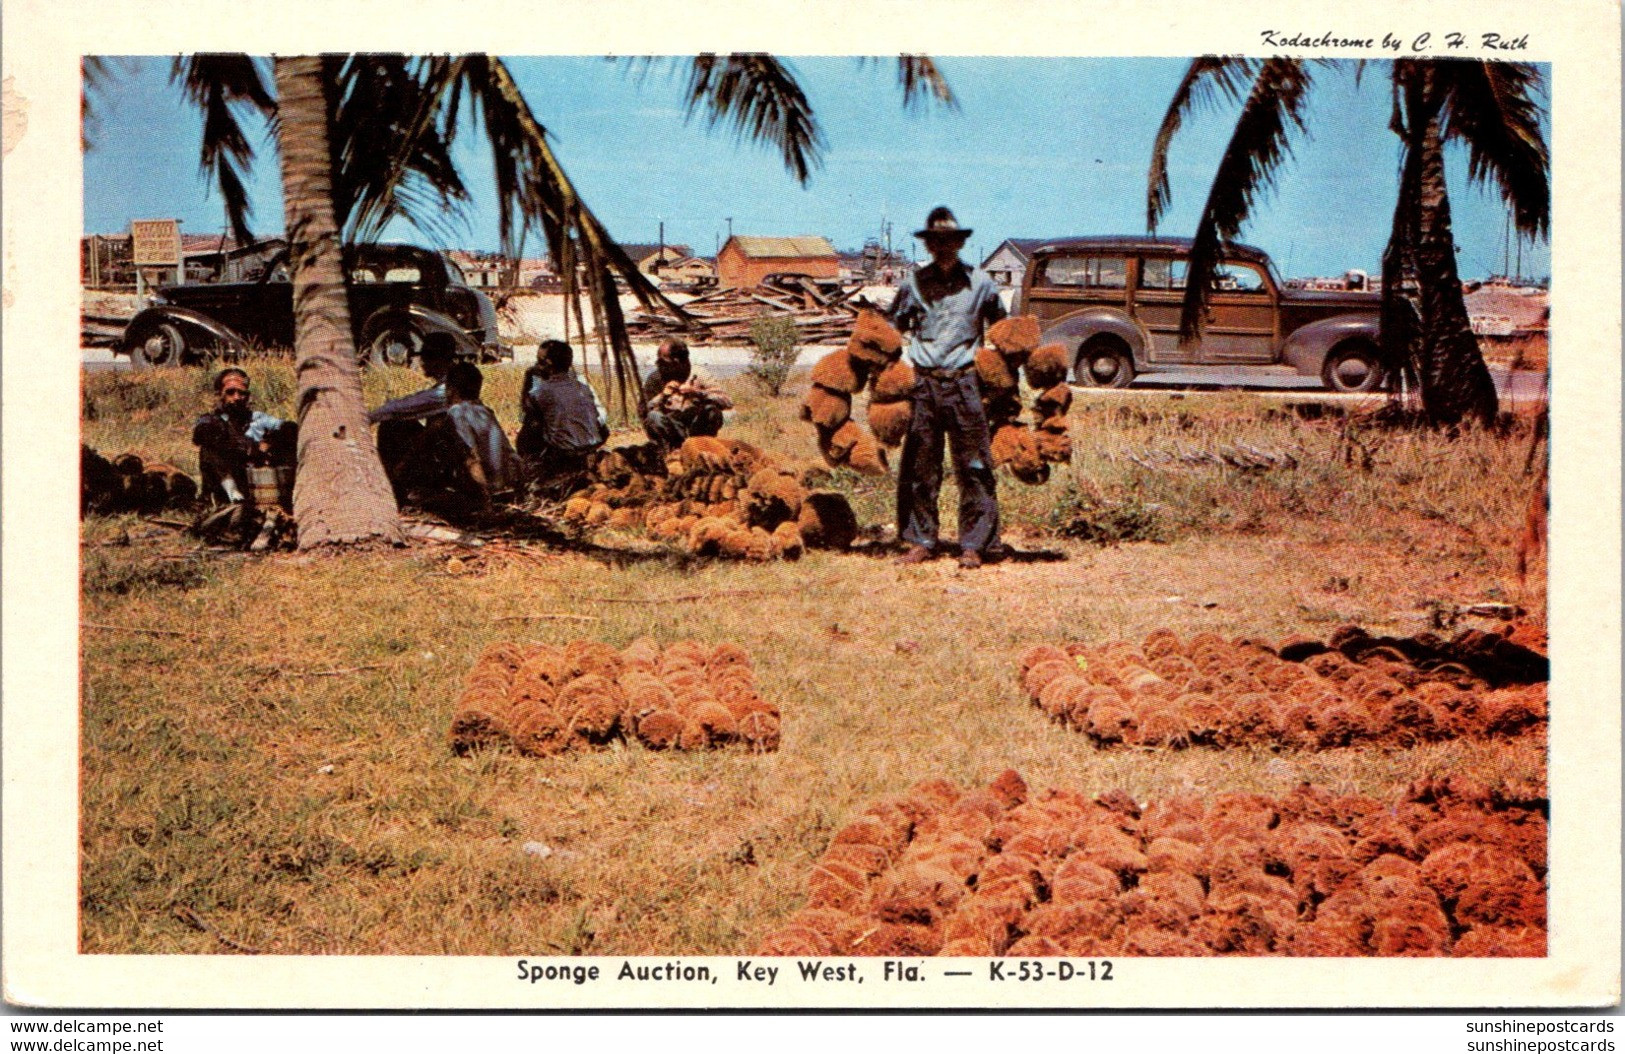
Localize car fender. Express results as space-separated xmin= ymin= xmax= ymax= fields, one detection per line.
xmin=359 ymin=303 xmax=481 ymax=355
xmin=1037 ymin=308 xmax=1148 ymax=368
xmin=119 ymin=305 xmax=248 ymax=357
xmin=1280 ymin=313 xmax=1381 ymax=376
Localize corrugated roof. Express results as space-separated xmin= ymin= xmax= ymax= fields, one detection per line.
xmin=728 ymin=236 xmax=838 ymax=259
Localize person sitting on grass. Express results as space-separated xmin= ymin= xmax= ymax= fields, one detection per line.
xmin=369 ymin=332 xmax=458 ymax=494
xmin=401 ymin=360 xmax=521 ymax=520
xmin=517 ymin=338 xmax=609 ymax=498
xmin=191 ymin=366 xmax=297 ymax=505
xmin=641 ymin=337 xmax=732 ymax=450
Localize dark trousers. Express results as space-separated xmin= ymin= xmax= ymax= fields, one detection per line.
xmin=897 ymin=369 xmax=1000 ymax=554
xmin=643 ymin=402 xmax=724 ymax=449
xmin=377 ymin=418 xmax=484 ymax=516
xmin=524 ymin=446 xmax=593 ymax=501
xmin=197 ymin=424 xmax=297 ymax=505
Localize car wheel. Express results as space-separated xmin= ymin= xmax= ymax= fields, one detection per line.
xmin=1322 ymin=344 xmax=1385 ymax=392
xmin=364 ymin=320 xmax=423 ymax=367
xmin=1075 ymin=337 xmax=1135 ymax=389
xmin=131 ymin=323 xmax=186 ymax=368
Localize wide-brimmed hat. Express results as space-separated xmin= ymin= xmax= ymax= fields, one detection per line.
xmin=914 ymin=206 xmax=972 ymax=240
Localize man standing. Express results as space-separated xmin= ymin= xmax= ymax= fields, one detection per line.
xmin=641 ymin=337 xmax=733 ymax=449
xmin=191 ymin=367 xmax=296 ymax=505
xmin=887 ymin=206 xmax=1007 ymax=569
xmin=517 ymin=339 xmax=609 ymax=496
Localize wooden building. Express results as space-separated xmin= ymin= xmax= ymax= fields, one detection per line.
xmin=980 ymin=238 xmax=1048 ymax=289
xmin=715 ymin=235 xmax=839 ymax=289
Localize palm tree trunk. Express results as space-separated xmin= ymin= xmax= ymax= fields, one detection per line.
xmin=1389 ymin=63 xmax=1499 ymax=427
xmin=1413 ymin=103 xmax=1499 ymax=426
xmin=274 ymin=56 xmax=403 ymax=547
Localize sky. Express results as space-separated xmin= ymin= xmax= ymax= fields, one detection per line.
xmin=82 ymin=56 xmax=1551 ymax=281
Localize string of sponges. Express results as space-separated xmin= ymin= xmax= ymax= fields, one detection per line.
xmin=756 ymin=772 xmax=1545 ymax=957
xmin=1015 ymin=625 xmax=1548 ymax=752
xmin=800 ymin=312 xmax=1073 ymax=486
xmin=801 ymin=309 xmax=905 ymax=476
xmin=559 ymin=437 xmax=859 ymax=560
xmin=449 ymin=638 xmax=782 ymax=756
xmin=980 ymin=316 xmax=1073 ymax=486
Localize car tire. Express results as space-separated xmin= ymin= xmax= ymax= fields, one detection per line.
xmin=1074 ymin=337 xmax=1135 ymax=389
xmin=1321 ymin=344 xmax=1385 ymax=393
xmin=363 ymin=319 xmax=423 ymax=368
xmin=131 ymin=322 xmax=187 ymax=369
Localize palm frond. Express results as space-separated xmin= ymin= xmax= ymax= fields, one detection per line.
xmin=81 ymin=57 xmax=125 ymax=150
xmin=329 ymin=55 xmax=471 ymax=245
xmin=895 ymin=56 xmax=957 ymax=111
xmin=1437 ymin=60 xmax=1550 ymax=239
xmin=683 ymin=54 xmax=825 ymax=185
xmin=172 ymin=55 xmax=275 ymax=247
xmin=1178 ymin=57 xmax=1313 ymax=342
xmin=433 ymin=56 xmax=690 ymax=413
xmin=1145 ymin=56 xmax=1258 ymax=233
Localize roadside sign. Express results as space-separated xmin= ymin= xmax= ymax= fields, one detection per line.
xmin=130 ymin=219 xmax=180 ymax=266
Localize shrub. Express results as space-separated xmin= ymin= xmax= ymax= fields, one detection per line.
xmin=1048 ymin=486 xmax=1169 ymax=545
xmin=746 ymin=315 xmax=800 ymax=398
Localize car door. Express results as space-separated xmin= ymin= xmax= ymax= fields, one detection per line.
xmin=1196 ymin=261 xmax=1277 ymax=364
xmin=1134 ymin=255 xmax=1195 ymax=364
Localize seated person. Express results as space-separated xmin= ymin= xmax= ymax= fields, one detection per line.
xmin=370 ymin=332 xmax=457 ymax=490
xmin=390 ymin=360 xmax=520 ymax=518
xmin=517 ymin=339 xmax=609 ymax=496
xmin=641 ymin=337 xmax=733 ymax=449
xmin=191 ymin=367 xmax=296 ymax=505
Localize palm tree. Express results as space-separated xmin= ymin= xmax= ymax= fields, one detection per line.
xmin=116 ymin=53 xmax=956 ymax=547
xmin=273 ymin=57 xmax=403 ymax=546
xmin=1146 ymin=57 xmax=1549 ymax=426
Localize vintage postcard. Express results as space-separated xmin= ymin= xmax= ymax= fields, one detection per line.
xmin=2 ymin=0 xmax=1619 ymax=1012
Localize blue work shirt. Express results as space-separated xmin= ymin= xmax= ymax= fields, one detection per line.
xmin=369 ymin=382 xmax=447 ymax=424
xmin=887 ymin=260 xmax=1008 ymax=371
xmin=522 ymin=368 xmax=609 ymax=452
xmin=444 ymin=401 xmax=520 ymax=493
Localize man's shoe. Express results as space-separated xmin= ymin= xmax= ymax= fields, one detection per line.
xmin=957 ymin=549 xmax=983 ymax=570
xmin=896 ymin=544 xmax=934 ymax=566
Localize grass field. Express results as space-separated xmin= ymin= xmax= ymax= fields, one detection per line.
xmin=79 ymin=358 xmax=1547 ymax=955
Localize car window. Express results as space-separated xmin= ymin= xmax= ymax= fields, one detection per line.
xmin=1213 ymin=261 xmax=1268 ymax=294
xmin=1139 ymin=257 xmax=1188 ymax=290
xmin=1040 ymin=255 xmax=1126 ymax=289
xmin=383 ymin=266 xmax=423 ymax=283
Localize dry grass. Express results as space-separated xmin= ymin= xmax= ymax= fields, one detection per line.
xmin=79 ymin=361 xmax=1547 ymax=954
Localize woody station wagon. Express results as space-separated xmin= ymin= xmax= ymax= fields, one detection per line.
xmin=1017 ymin=237 xmax=1386 ymax=392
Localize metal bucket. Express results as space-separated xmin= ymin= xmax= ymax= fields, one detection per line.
xmin=247 ymin=466 xmax=294 ymax=512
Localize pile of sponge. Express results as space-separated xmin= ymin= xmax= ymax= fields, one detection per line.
xmin=449 ymin=638 xmax=782 ymax=757
xmin=757 ymin=772 xmax=1546 ymax=957
xmin=559 ymin=437 xmax=859 ymax=560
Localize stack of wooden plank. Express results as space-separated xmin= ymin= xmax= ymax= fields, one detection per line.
xmin=628 ymin=275 xmax=881 ymax=346
xmin=81 ymin=313 xmax=130 ymax=348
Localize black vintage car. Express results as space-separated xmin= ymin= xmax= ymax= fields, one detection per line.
xmin=118 ymin=243 xmax=511 ymax=367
